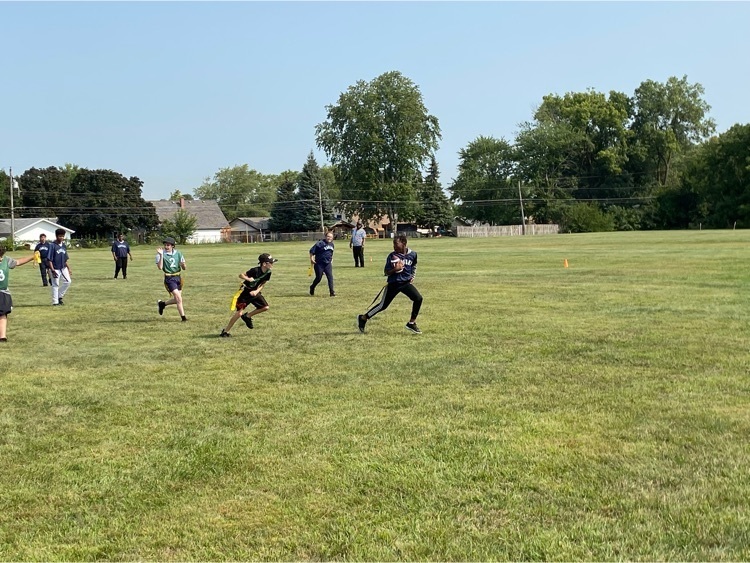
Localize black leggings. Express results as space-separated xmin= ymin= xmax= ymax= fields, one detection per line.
xmin=366 ymin=282 xmax=422 ymax=320
xmin=114 ymin=257 xmax=128 ymax=278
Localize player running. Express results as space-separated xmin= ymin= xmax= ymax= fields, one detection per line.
xmin=357 ymin=234 xmax=423 ymax=334
xmin=156 ymin=237 xmax=187 ymax=321
xmin=220 ymin=253 xmax=277 ymax=337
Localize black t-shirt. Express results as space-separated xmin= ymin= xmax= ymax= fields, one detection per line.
xmin=243 ymin=266 xmax=272 ymax=291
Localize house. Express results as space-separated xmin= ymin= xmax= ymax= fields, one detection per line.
xmin=0 ymin=218 xmax=75 ymax=245
xmin=150 ymin=198 xmax=230 ymax=244
xmin=229 ymin=217 xmax=271 ymax=243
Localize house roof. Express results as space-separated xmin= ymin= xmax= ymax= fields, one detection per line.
xmin=149 ymin=200 xmax=230 ymax=230
xmin=0 ymin=217 xmax=75 ymax=237
xmin=231 ymin=217 xmax=270 ymax=231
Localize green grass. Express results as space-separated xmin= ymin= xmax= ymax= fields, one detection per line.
xmin=1 ymin=231 xmax=749 ymax=560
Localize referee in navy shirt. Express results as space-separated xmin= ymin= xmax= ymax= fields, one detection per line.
xmin=111 ymin=233 xmax=133 ymax=279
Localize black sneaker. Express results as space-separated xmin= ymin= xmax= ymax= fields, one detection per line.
xmin=220 ymin=330 xmax=231 ymax=337
xmin=0 ymin=337 xmax=7 ymax=342
xmin=357 ymin=314 xmax=367 ymax=333
xmin=241 ymin=313 xmax=254 ymax=329
xmin=330 ymin=292 xmax=336 ymax=297
xmin=157 ymin=300 xmax=166 ymax=315
xmin=405 ymin=322 xmax=422 ymax=334
xmin=309 ymin=285 xmax=315 ymax=296
xmin=181 ymin=316 xmax=188 ymax=322
xmin=58 ymin=298 xmax=64 ymax=305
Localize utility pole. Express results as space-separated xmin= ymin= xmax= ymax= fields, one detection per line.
xmin=317 ymin=180 xmax=325 ymax=234
xmin=9 ymin=167 xmax=15 ymax=248
xmin=518 ymin=181 xmax=526 ymax=235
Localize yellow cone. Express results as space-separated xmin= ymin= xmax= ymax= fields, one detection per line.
xmin=563 ymin=258 xmax=569 ymax=268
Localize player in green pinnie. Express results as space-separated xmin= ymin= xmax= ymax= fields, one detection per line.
xmin=220 ymin=253 xmax=277 ymax=337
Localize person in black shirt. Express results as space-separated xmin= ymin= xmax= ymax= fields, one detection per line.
xmin=220 ymin=253 xmax=277 ymax=337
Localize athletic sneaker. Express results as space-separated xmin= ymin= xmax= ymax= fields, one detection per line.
xmin=158 ymin=300 xmax=166 ymax=315
xmin=241 ymin=313 xmax=254 ymax=329
xmin=220 ymin=330 xmax=231 ymax=337
xmin=309 ymin=285 xmax=315 ymax=296
xmin=0 ymin=338 xmax=7 ymax=342
xmin=405 ymin=322 xmax=422 ymax=334
xmin=330 ymin=292 xmax=336 ymax=297
xmin=58 ymin=298 xmax=64 ymax=305
xmin=181 ymin=316 xmax=188 ymax=322
xmin=357 ymin=314 xmax=367 ymax=333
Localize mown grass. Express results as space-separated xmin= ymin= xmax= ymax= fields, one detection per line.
xmin=1 ymin=231 xmax=748 ymax=561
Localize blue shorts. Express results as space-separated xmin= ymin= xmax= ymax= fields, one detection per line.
xmin=163 ymin=275 xmax=183 ymax=294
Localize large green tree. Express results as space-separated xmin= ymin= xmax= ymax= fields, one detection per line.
xmin=56 ymin=169 xmax=158 ymax=237
xmin=631 ymin=75 xmax=715 ymax=188
xmin=671 ymin=123 xmax=750 ymax=228
xmin=194 ymin=165 xmax=276 ymax=220
xmin=449 ymin=136 xmax=524 ymax=225
xmin=18 ymin=166 xmax=72 ymax=218
xmin=315 ymin=70 xmax=441 ymax=232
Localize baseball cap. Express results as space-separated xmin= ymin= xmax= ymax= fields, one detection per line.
xmin=258 ymin=253 xmax=278 ymax=264
xmin=163 ymin=237 xmax=176 ymax=245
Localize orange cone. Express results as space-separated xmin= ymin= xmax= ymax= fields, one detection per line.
xmin=563 ymin=258 xmax=569 ymax=268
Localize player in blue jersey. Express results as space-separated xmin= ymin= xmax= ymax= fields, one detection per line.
xmin=309 ymin=231 xmax=336 ymax=297
xmin=111 ymin=233 xmax=133 ymax=279
xmin=33 ymin=233 xmax=53 ymax=286
xmin=358 ymin=235 xmax=423 ymax=334
xmin=47 ymin=228 xmax=72 ymax=306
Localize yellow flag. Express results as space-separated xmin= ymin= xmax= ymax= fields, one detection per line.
xmin=307 ymin=264 xmax=313 ymax=277
xmin=34 ymin=251 xmax=41 ymax=264
xmin=230 ymin=285 xmax=243 ymax=311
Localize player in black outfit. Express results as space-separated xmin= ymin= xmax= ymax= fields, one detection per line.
xmin=220 ymin=253 xmax=277 ymax=337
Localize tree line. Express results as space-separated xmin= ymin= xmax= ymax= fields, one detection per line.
xmin=3 ymin=71 xmax=747 ymax=237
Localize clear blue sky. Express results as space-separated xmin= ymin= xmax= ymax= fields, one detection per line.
xmin=2 ymin=1 xmax=749 ymax=200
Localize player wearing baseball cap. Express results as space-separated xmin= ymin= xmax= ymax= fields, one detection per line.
xmin=220 ymin=253 xmax=277 ymax=337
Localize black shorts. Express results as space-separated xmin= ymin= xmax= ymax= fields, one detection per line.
xmin=0 ymin=293 xmax=12 ymax=316
xmin=236 ymin=289 xmax=268 ymax=311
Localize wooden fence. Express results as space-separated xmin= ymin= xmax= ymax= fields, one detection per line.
xmin=456 ymin=224 xmax=559 ymax=237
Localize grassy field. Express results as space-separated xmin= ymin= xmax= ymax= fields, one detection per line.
xmin=1 ymin=231 xmax=749 ymax=561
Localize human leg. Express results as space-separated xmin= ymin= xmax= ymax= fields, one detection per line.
xmin=114 ymin=259 xmax=122 ymax=279
xmin=121 ymin=257 xmax=128 ymax=279
xmin=310 ymin=263 xmax=324 ymax=294
xmin=39 ymin=263 xmax=49 ymax=286
xmin=324 ymin=263 xmax=335 ymax=295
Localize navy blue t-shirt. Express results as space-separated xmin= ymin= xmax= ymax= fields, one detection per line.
xmin=385 ymin=248 xmax=417 ymax=284
xmin=48 ymin=241 xmax=69 ymax=270
xmin=111 ymin=240 xmax=130 ymax=258
xmin=34 ymin=241 xmax=52 ymax=260
xmin=310 ymin=239 xmax=335 ymax=265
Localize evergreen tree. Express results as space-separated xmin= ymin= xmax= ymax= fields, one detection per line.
xmin=296 ymin=152 xmax=333 ymax=231
xmin=416 ymin=156 xmax=453 ymax=229
xmin=269 ymin=178 xmax=298 ymax=232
